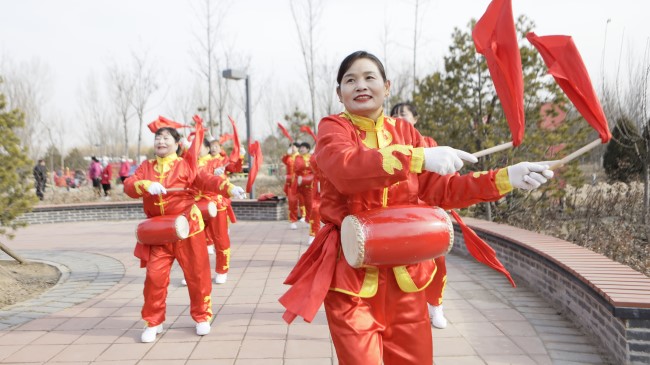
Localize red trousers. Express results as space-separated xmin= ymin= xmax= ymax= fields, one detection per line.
xmin=207 ymin=208 xmax=231 ymax=274
xmin=324 ymin=268 xmax=433 ymax=365
xmin=296 ymin=185 xmax=313 ymax=222
xmin=309 ymin=199 xmax=321 ymax=237
xmin=425 ymin=256 xmax=447 ymax=306
xmin=142 ymin=231 xmax=213 ymax=326
xmin=286 ymin=182 xmax=300 ymax=222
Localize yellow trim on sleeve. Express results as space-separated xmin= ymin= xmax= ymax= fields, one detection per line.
xmin=377 ymin=144 xmax=413 ymax=175
xmin=495 ymin=168 xmax=513 ymax=195
xmin=393 ymin=263 xmax=437 ymax=293
xmin=134 ymin=180 xmax=152 ymax=195
xmin=409 ymin=147 xmax=424 ymax=173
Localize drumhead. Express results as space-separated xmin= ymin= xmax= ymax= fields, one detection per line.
xmin=340 ymin=215 xmax=366 ymax=268
xmin=174 ymin=215 xmax=190 ymax=239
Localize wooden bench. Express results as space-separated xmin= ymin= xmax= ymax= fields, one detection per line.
xmin=453 ymin=217 xmax=650 ymax=365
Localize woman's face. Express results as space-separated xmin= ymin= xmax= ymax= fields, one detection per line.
xmin=154 ymin=130 xmax=179 ymax=158
xmin=394 ymin=106 xmax=418 ymax=125
xmin=337 ymin=58 xmax=390 ymax=120
xmin=210 ymin=142 xmax=222 ymax=156
xmin=200 ymin=144 xmax=210 ymax=158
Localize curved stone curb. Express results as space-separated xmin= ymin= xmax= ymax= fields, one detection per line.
xmin=0 ymin=250 xmax=124 ymax=330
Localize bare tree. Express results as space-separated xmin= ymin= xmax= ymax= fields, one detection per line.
xmin=129 ymin=50 xmax=159 ymax=160
xmin=0 ymin=58 xmax=51 ymax=160
xmin=78 ymin=74 xmax=119 ymax=156
xmin=290 ymin=0 xmax=323 ymax=132
xmin=602 ymin=41 xmax=650 ymax=226
xmin=107 ymin=64 xmax=135 ymax=160
xmin=191 ymin=0 xmax=233 ymax=137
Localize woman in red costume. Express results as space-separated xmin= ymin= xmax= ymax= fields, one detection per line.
xmin=281 ymin=142 xmax=301 ymax=229
xmin=279 ymin=51 xmax=554 ymax=364
xmin=391 ymin=101 xmax=449 ymax=329
xmin=124 ymin=126 xmax=245 ymax=343
xmin=292 ymin=141 xmax=314 ymax=225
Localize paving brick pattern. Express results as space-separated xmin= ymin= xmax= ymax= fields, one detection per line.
xmin=0 ymin=220 xmax=609 ymax=364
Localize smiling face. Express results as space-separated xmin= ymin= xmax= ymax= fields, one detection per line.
xmin=210 ymin=141 xmax=222 ymax=157
xmin=154 ymin=130 xmax=180 ymax=158
xmin=337 ymin=58 xmax=390 ymax=121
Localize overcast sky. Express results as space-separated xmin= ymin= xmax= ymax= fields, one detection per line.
xmin=1 ymin=0 xmax=648 ymax=150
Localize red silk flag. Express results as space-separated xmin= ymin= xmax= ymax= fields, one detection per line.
xmin=147 ymin=116 xmax=189 ymax=133
xmin=277 ymin=123 xmax=294 ymax=142
xmin=227 ymin=115 xmax=241 ymax=164
xmin=219 ymin=133 xmax=234 ymax=145
xmin=182 ymin=115 xmax=205 ymax=183
xmin=473 ymin=0 xmax=525 ymax=146
xmin=246 ymin=141 xmax=263 ymax=193
xmin=449 ymin=210 xmax=516 ymax=287
xmin=526 ymin=33 xmax=611 ymax=143
xmin=299 ymin=125 xmax=317 ymax=141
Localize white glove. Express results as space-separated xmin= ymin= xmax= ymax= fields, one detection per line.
xmin=507 ymin=162 xmax=554 ymax=190
xmin=287 ymin=147 xmax=293 ymax=154
xmin=230 ymin=185 xmax=246 ymax=199
xmin=147 ymin=182 xmax=167 ymax=195
xmin=423 ymin=146 xmax=478 ymax=175
xmin=180 ymin=137 xmax=192 ymax=150
xmin=213 ymin=167 xmax=225 ymax=176
xmin=297 ymin=176 xmax=303 ymax=186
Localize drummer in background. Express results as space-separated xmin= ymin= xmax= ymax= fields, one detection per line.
xmin=124 ymin=126 xmax=246 ymax=343
xmin=281 ymin=142 xmax=301 ymax=229
xmin=205 ymin=139 xmax=236 ymax=284
xmin=279 ymin=50 xmax=554 ymax=364
xmin=292 ymin=141 xmax=314 ymax=228
xmin=390 ymin=101 xmax=448 ymax=329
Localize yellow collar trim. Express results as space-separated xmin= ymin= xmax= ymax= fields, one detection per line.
xmin=198 ymin=154 xmax=212 ymax=167
xmin=342 ymin=110 xmax=385 ymax=132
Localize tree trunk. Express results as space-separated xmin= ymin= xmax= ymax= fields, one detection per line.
xmin=0 ymin=241 xmax=27 ymax=264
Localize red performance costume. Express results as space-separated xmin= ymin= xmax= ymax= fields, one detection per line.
xmin=281 ymin=151 xmax=301 ymax=222
xmin=280 ymin=112 xmax=513 ymax=364
xmin=308 ymin=154 xmax=321 ymax=239
xmin=197 ymin=152 xmax=235 ymax=276
xmin=292 ymin=151 xmax=314 ymax=222
xmin=124 ymin=153 xmax=236 ymax=328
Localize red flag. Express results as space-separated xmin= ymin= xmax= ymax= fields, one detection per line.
xmin=299 ymin=125 xmax=317 ymax=141
xmin=147 ymin=116 xmax=190 ymax=133
xmin=449 ymin=210 xmax=516 ymax=287
xmin=526 ymin=33 xmax=611 ymax=143
xmin=227 ymin=116 xmax=241 ymax=164
xmin=473 ymin=0 xmax=525 ymax=146
xmin=277 ymin=123 xmax=294 ymax=142
xmin=219 ymin=133 xmax=234 ymax=145
xmin=246 ymin=140 xmax=263 ymax=194
xmin=183 ymin=115 xmax=205 ymax=182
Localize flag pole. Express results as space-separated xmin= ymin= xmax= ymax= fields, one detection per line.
xmin=548 ymin=138 xmax=603 ymax=170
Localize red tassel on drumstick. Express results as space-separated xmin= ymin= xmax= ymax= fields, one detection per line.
xmin=526 ymin=33 xmax=612 ymax=169
xmin=471 ymin=0 xmax=525 ymax=157
xmin=246 ymin=141 xmax=263 ymax=194
xmin=277 ymin=122 xmax=294 ymax=142
xmin=299 ymin=125 xmax=317 ymax=141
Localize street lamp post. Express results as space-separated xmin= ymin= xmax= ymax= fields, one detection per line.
xmin=222 ymin=68 xmax=254 ymax=198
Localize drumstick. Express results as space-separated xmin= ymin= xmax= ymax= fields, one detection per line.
xmin=472 ymin=141 xmax=513 ymax=158
xmin=165 ymin=187 xmax=186 ymax=192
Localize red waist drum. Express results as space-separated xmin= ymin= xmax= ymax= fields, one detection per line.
xmin=340 ymin=205 xmax=453 ymax=268
xmin=195 ymin=200 xmax=217 ymax=219
xmin=136 ymin=215 xmax=190 ymax=245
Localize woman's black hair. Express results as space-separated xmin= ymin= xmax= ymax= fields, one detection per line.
xmin=336 ymin=51 xmax=387 ymax=86
xmin=300 ymin=142 xmax=311 ymax=150
xmin=390 ymin=102 xmax=418 ymax=119
xmin=203 ymin=138 xmax=211 ymax=148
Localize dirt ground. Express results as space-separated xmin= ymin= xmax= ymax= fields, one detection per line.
xmin=0 ymin=259 xmax=61 ymax=309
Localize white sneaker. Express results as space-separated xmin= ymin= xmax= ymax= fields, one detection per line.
xmin=141 ymin=324 xmax=163 ymax=343
xmin=429 ymin=304 xmax=448 ymax=329
xmin=214 ymin=273 xmax=228 ymax=284
xmin=290 ymin=222 xmax=297 ymax=230
xmin=307 ymin=236 xmax=315 ymax=245
xmin=181 ymin=278 xmax=187 ymax=286
xmin=196 ymin=321 xmax=211 ymax=336
xmin=207 ymin=245 xmax=215 ymax=255
xmin=299 ymin=217 xmax=306 ymax=223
